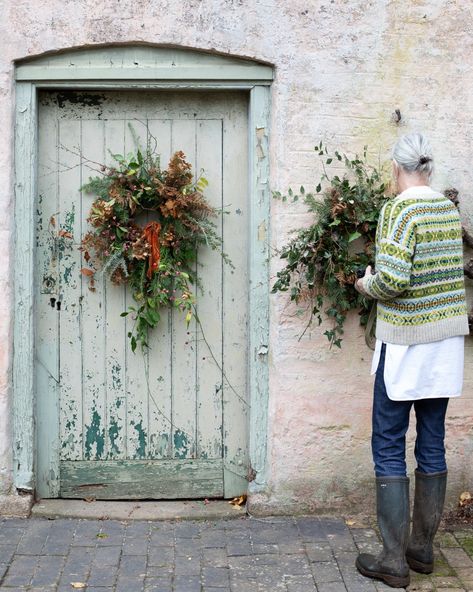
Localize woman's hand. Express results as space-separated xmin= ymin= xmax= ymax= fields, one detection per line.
xmin=355 ymin=265 xmax=373 ymax=296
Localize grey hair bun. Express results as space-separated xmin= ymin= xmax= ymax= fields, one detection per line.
xmin=392 ymin=133 xmax=434 ymax=177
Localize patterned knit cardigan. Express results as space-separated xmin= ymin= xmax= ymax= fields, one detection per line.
xmin=364 ymin=186 xmax=470 ymax=345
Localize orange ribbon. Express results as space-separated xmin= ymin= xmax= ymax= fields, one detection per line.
xmin=144 ymin=222 xmax=161 ymax=279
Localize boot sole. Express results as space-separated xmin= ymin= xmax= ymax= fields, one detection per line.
xmin=356 ymin=557 xmax=410 ymax=588
xmin=406 ymin=554 xmax=433 ymax=574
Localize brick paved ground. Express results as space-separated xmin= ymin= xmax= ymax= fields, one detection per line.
xmin=0 ymin=515 xmax=471 ymax=591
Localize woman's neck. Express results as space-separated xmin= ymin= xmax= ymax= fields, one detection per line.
xmin=396 ymin=173 xmax=430 ymax=194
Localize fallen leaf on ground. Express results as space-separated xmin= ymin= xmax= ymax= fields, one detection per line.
xmin=81 ymin=267 xmax=95 ymax=277
xmin=228 ymin=495 xmax=247 ymax=507
xmin=345 ymin=519 xmax=356 ymax=526
xmin=96 ymin=533 xmax=108 ymax=539
xmin=70 ymin=583 xmax=86 ymax=589
xmin=459 ymin=491 xmax=471 ymax=506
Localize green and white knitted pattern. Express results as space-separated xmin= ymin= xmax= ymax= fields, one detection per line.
xmin=364 ymin=188 xmax=469 ymax=345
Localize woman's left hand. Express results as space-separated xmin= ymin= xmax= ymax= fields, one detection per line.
xmin=355 ymin=265 xmax=372 ymax=296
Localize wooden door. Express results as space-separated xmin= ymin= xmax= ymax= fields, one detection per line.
xmin=35 ymin=90 xmax=249 ymax=499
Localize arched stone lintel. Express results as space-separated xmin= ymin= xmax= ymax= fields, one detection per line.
xmin=15 ymin=44 xmax=274 ymax=83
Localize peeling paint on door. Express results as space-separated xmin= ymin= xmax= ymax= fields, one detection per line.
xmin=36 ymin=89 xmax=250 ymax=499
xmin=84 ymin=410 xmax=105 ymax=460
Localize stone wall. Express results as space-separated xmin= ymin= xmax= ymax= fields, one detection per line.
xmin=1 ymin=0 xmax=472 ymax=513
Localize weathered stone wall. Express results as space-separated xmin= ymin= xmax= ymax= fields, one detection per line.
xmin=1 ymin=0 xmax=472 ymax=513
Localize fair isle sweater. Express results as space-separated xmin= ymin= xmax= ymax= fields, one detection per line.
xmin=364 ymin=186 xmax=470 ymax=345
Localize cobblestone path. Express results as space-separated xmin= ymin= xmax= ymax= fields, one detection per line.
xmin=0 ymin=516 xmax=471 ymax=591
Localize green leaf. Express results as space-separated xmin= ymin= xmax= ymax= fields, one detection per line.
xmin=147 ymin=308 xmax=160 ymax=324
xmin=316 ymin=184 xmax=321 ymax=193
xmin=131 ymin=336 xmax=137 ymax=353
xmin=348 ymin=231 xmax=362 ymax=242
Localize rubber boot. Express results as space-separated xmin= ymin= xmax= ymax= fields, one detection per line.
xmin=406 ymin=470 xmax=447 ymax=574
xmin=356 ymin=476 xmax=410 ymax=588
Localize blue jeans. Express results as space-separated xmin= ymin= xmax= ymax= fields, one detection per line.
xmin=372 ymin=343 xmax=449 ymax=477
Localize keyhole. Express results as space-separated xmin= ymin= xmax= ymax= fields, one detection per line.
xmin=50 ymin=297 xmax=56 ymax=308
xmin=56 ymin=301 xmax=62 ymax=311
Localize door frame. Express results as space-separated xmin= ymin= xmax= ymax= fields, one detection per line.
xmin=13 ymin=45 xmax=272 ymax=498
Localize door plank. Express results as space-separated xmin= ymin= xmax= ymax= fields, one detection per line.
xmin=146 ymin=119 xmax=173 ymax=459
xmin=57 ymin=118 xmax=85 ymax=462
xmin=195 ymin=119 xmax=224 ymax=461
xmin=103 ymin=119 xmax=128 ymax=460
xmin=170 ymin=119 xmax=198 ymax=460
xmin=36 ymin=111 xmax=61 ymax=497
xmin=60 ymin=458 xmax=223 ymax=498
xmin=123 ymin=121 xmax=151 ymax=460
xmin=79 ymin=120 xmax=107 ymax=461
xmin=222 ymin=108 xmax=250 ymax=496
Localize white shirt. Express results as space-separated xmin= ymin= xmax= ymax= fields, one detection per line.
xmin=371 ymin=337 xmax=464 ymax=401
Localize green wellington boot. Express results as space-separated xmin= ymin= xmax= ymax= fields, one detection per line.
xmin=356 ymin=476 xmax=410 ymax=588
xmin=406 ymin=470 xmax=447 ymax=574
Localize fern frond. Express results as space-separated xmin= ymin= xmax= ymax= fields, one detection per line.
xmin=101 ymin=251 xmax=128 ymax=279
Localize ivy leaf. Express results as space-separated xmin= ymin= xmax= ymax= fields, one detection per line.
xmin=348 ymin=231 xmax=362 ymax=242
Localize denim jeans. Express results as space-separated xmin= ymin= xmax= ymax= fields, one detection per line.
xmin=372 ymin=343 xmax=449 ymax=477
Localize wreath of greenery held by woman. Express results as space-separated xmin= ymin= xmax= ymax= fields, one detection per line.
xmin=272 ymin=143 xmax=390 ymax=349
xmin=80 ymin=145 xmax=231 ymax=352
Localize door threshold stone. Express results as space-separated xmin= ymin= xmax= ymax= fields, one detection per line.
xmin=31 ymin=498 xmax=247 ymax=521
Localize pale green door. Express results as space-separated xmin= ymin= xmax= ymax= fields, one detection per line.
xmin=35 ymin=90 xmax=249 ymax=499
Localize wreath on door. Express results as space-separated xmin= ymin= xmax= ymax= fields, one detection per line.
xmin=80 ymin=147 xmax=231 ymax=351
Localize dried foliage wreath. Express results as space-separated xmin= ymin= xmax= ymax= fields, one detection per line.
xmin=80 ymin=144 xmax=230 ymax=351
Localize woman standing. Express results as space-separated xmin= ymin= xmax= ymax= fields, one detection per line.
xmin=355 ymin=133 xmax=470 ymax=588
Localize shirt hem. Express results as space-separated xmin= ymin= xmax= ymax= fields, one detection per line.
xmin=386 ymin=392 xmax=462 ymax=401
